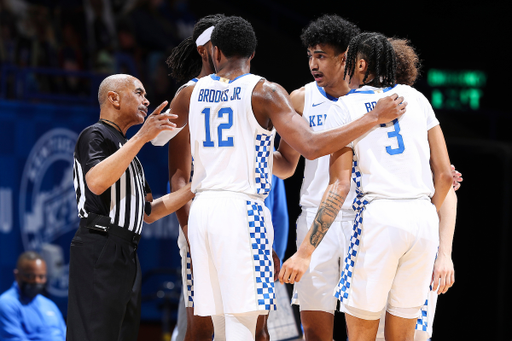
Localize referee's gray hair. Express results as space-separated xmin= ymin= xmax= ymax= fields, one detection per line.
xmin=97 ymin=74 xmax=134 ymax=106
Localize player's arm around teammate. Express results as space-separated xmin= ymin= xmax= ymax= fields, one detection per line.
xmin=272 ymin=87 xmax=408 ymax=179
xmin=253 ymin=80 xmax=407 ymax=163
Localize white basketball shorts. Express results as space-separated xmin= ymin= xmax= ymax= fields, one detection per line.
xmin=291 ymin=208 xmax=347 ymax=313
xmin=343 ymin=199 xmax=439 ymax=313
xmin=177 ymin=227 xmax=194 ymax=308
xmin=188 ymin=191 xmax=276 ymax=316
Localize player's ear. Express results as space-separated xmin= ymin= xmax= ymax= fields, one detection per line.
xmin=212 ymin=45 xmax=223 ymax=69
xmin=357 ymin=59 xmax=368 ymax=74
xmin=197 ymin=45 xmax=207 ymax=60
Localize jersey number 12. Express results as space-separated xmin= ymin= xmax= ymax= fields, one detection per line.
xmin=202 ymin=107 xmax=234 ymax=147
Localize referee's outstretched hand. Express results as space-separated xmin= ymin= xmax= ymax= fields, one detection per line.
xmin=370 ymin=93 xmax=407 ymax=125
xmin=137 ymin=101 xmax=179 ymax=142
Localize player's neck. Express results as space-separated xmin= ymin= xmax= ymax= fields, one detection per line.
xmin=215 ymin=59 xmax=250 ymax=80
xmin=323 ymin=81 xmax=351 ymax=98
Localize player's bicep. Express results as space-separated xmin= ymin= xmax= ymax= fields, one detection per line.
xmin=169 ymin=85 xmax=194 ymax=128
xmin=254 ymin=81 xmax=314 ymax=151
xmin=168 ymin=124 xmax=191 ymax=188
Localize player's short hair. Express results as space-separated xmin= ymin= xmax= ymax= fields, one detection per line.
xmin=389 ymin=37 xmax=421 ymax=86
xmin=211 ymin=16 xmax=257 ymax=59
xmin=345 ymin=32 xmax=396 ymax=88
xmin=167 ymin=14 xmax=226 ymax=83
xmin=301 ymin=14 xmax=361 ymax=55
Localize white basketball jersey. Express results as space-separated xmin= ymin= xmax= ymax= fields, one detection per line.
xmin=189 ymin=73 xmax=275 ymax=199
xmin=299 ymin=82 xmax=355 ymax=216
xmin=327 ymin=84 xmax=438 ymax=201
xmin=299 ymin=82 xmax=337 ymax=208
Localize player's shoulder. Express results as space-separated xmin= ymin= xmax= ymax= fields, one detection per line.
xmin=253 ymin=78 xmax=288 ymax=98
xmin=290 ymin=86 xmax=306 ymax=115
xmin=394 ymin=84 xmax=429 ymax=105
xmin=175 ymin=78 xmax=198 ymax=95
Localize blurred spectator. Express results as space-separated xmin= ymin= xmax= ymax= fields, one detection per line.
xmin=83 ymin=0 xmax=117 ymax=73
xmin=0 ymin=0 xmax=198 ymax=103
xmin=0 ymin=251 xmax=66 ymax=341
xmin=114 ymin=17 xmax=141 ymax=77
xmin=0 ymin=1 xmax=18 ymax=66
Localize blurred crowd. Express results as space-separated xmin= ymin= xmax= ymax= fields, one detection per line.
xmin=0 ymin=0 xmax=196 ymax=105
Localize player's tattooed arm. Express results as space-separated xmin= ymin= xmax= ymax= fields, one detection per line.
xmin=310 ymin=188 xmax=346 ymax=247
xmin=278 ymin=147 xmax=352 ymax=285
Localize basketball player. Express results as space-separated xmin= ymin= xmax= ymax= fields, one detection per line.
xmin=166 ymin=13 xmax=281 ymax=341
xmin=178 ymin=17 xmax=406 ymax=340
xmin=272 ymin=14 xmax=360 ymax=341
xmin=376 ymin=38 xmax=458 ymax=341
xmin=279 ymin=32 xmax=453 ymax=341
xmin=166 ymin=14 xmax=225 ymax=341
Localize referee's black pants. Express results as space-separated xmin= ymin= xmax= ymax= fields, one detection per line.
xmin=66 ymin=225 xmax=142 ymax=341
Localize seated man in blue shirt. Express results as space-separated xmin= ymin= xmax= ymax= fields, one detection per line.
xmin=0 ymin=251 xmax=66 ymax=340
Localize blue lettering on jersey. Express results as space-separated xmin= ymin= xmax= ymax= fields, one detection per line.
xmin=230 ymin=87 xmax=242 ymax=101
xmin=309 ymin=114 xmax=328 ymax=127
xmin=365 ymin=101 xmax=377 ymax=112
xmin=198 ymin=88 xmax=240 ymax=102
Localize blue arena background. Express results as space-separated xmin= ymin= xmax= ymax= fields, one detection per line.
xmin=0 ymin=98 xmax=184 ymax=321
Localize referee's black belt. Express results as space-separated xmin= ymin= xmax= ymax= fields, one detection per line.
xmin=80 ymin=213 xmax=141 ymax=245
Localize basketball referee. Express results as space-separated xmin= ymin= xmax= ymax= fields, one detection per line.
xmin=68 ymin=74 xmax=194 ymax=341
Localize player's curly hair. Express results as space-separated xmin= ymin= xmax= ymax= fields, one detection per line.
xmin=166 ymin=14 xmax=226 ymax=83
xmin=211 ymin=16 xmax=257 ymax=59
xmin=300 ymin=14 xmax=360 ymax=55
xmin=389 ymin=37 xmax=421 ymax=86
xmin=345 ymin=32 xmax=396 ymax=88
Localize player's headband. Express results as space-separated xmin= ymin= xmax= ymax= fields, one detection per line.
xmin=195 ymin=26 xmax=214 ymax=47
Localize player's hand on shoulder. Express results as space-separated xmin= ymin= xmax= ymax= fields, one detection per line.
xmin=371 ymin=93 xmax=407 ymax=125
xmin=138 ymin=101 xmax=178 ymax=142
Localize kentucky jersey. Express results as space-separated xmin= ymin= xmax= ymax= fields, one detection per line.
xmin=326 ymin=84 xmax=439 ymax=201
xmin=189 ymin=73 xmax=275 ymax=199
xmin=299 ymin=82 xmax=355 ymax=214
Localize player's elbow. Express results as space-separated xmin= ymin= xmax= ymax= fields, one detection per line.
xmin=273 ymin=165 xmax=296 ymax=180
xmin=301 ymin=145 xmax=324 ymax=160
xmin=436 ymin=169 xmax=453 ymax=191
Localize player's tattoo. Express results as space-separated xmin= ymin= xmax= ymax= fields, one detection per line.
xmin=310 ymin=189 xmax=345 ymax=248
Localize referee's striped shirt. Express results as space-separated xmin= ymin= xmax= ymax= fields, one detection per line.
xmin=73 ymin=121 xmax=149 ymax=235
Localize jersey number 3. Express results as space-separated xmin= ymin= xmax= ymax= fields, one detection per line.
xmin=381 ymin=119 xmax=405 ymax=155
xmin=202 ymin=107 xmax=234 ymax=147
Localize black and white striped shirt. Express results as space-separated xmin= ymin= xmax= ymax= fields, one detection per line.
xmin=73 ymin=121 xmax=150 ymax=235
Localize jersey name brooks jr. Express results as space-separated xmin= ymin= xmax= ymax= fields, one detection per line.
xmin=189 ymin=73 xmax=275 ymax=200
